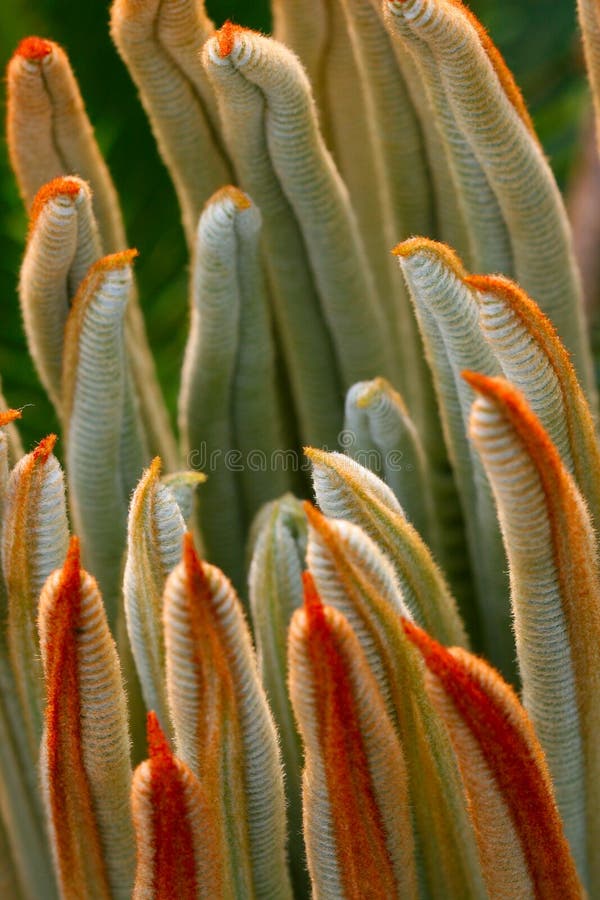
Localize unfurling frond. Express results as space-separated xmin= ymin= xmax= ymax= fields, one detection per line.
xmin=273 ymin=0 xmax=435 ymax=430
xmin=2 ymin=435 xmax=69 ymax=755
xmin=301 ymin=500 xmax=484 ymax=896
xmin=288 ymin=574 xmax=417 ymax=899
xmin=344 ymin=377 xmax=435 ymax=543
xmin=62 ymin=252 xmax=149 ymax=618
xmin=131 ymin=712 xmax=223 ymax=899
xmin=7 ymin=38 xmax=125 ymax=251
xmin=467 ymin=273 xmax=600 ymax=530
xmin=248 ymin=493 xmax=308 ymax=891
xmin=110 ymin=0 xmax=231 ymax=245
xmin=124 ymin=458 xmax=187 ymax=733
xmin=203 ymin=24 xmax=395 ymax=444
xmin=6 ymin=37 xmax=178 ymax=470
xmin=38 ymin=538 xmax=134 ymax=899
xmin=306 ymin=448 xmax=467 ymax=647
xmin=394 ymin=238 xmax=510 ymax=672
xmin=179 ymin=186 xmax=289 ymax=589
xmin=385 ymin=0 xmax=594 ymax=400
xmin=467 ymin=372 xmax=600 ymax=892
xmin=20 ymin=177 xmax=101 ymax=413
xmin=405 ymin=619 xmax=582 ymax=899
xmin=163 ymin=534 xmax=292 ymax=898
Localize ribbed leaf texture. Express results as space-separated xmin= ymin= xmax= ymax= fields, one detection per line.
xmin=404 ymin=619 xmax=582 ymax=899
xmin=301 ymin=501 xmax=486 ymax=897
xmin=179 ymin=185 xmax=290 ymax=589
xmin=110 ymin=0 xmax=231 ymax=247
xmin=385 ymin=0 xmax=595 ymax=400
xmin=248 ymin=493 xmax=308 ymax=893
xmin=124 ymin=457 xmax=193 ymax=733
xmin=38 ymin=538 xmax=134 ymax=898
xmin=62 ymin=251 xmax=149 ymax=618
xmin=203 ymin=22 xmax=396 ymax=444
xmin=2 ymin=435 xmax=69 ymax=756
xmin=163 ymin=533 xmax=292 ymax=898
xmin=131 ymin=712 xmax=223 ymax=898
xmin=7 ymin=35 xmax=178 ymax=470
xmin=3 ymin=0 xmax=600 ymax=897
xmin=288 ymin=573 xmax=417 ymax=899
xmin=306 ymin=448 xmax=467 ymax=647
xmin=19 ymin=177 xmax=101 ymax=414
xmin=467 ymin=372 xmax=600 ymax=892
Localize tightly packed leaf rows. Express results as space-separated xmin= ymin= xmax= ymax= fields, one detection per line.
xmin=2 ymin=0 xmax=600 ymax=897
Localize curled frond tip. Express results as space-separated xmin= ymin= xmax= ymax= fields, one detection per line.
xmin=14 ymin=36 xmax=53 ymax=61
xmin=217 ymin=21 xmax=244 ymax=58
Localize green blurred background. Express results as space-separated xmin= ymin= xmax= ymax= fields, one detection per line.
xmin=0 ymin=0 xmax=591 ymax=448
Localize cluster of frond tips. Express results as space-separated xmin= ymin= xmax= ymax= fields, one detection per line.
xmin=3 ymin=0 xmax=600 ymax=897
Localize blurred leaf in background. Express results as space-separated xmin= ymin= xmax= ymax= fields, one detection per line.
xmin=0 ymin=0 xmax=590 ymax=449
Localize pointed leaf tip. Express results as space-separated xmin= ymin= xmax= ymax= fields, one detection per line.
xmin=147 ymin=711 xmax=170 ymax=761
xmin=302 ymin=569 xmax=323 ymax=619
xmin=461 ymin=369 xmax=500 ymax=393
xmin=47 ymin=539 xmax=83 ymax=657
xmin=181 ymin=532 xmax=214 ymax=608
xmin=148 ymin=456 xmax=162 ymax=479
xmin=302 ymin=498 xmax=322 ymax=529
xmin=32 ymin=433 xmax=57 ymax=463
xmin=143 ymin=720 xmax=199 ymax=898
xmin=182 ymin=531 xmax=203 ymax=578
xmin=14 ymin=36 xmax=53 ymax=61
xmin=63 ymin=534 xmax=81 ymax=573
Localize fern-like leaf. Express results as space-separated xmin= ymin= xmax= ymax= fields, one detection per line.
xmin=38 ymin=538 xmax=134 ymax=898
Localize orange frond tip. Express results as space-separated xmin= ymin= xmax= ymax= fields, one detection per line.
xmin=401 ymin=617 xmax=439 ymax=662
xmin=216 ymin=21 xmax=244 ymax=58
xmin=181 ymin=532 xmax=212 ymax=597
xmin=392 ymin=237 xmax=468 ymax=278
xmin=303 ymin=446 xmax=323 ymax=464
xmin=62 ymin=535 xmax=82 ymax=586
xmin=461 ymin=369 xmax=502 ymax=397
xmin=182 ymin=531 xmax=199 ymax=569
xmin=302 ymin=570 xmax=323 ymax=619
xmin=148 ymin=456 xmax=162 ymax=478
xmin=402 ymin=618 xmax=581 ymax=896
xmin=302 ymin=499 xmax=321 ymax=525
xmin=29 ymin=176 xmax=85 ymax=231
xmin=147 ymin=711 xmax=170 ymax=760
xmin=33 ymin=432 xmax=57 ymax=462
xmin=209 ymin=185 xmax=252 ymax=210
xmin=14 ymin=36 xmax=53 ymax=62
xmin=462 ymin=372 xmax=540 ymax=432
xmin=0 ymin=409 xmax=22 ymax=428
xmin=96 ymin=248 xmax=139 ymax=271
xmin=465 ymin=273 xmax=575 ymax=366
